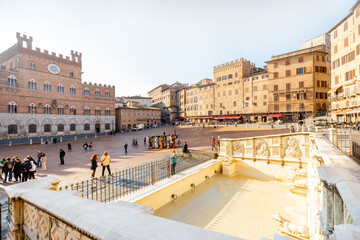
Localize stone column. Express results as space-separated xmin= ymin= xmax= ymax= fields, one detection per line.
xmin=256 ymin=122 xmax=259 ymax=128
xmin=329 ymin=128 xmax=338 ymax=147
xmin=301 ymin=124 xmax=305 ymax=132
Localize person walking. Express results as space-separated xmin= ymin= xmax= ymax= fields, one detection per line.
xmin=182 ymin=141 xmax=188 ymax=157
xmin=68 ymin=143 xmax=72 ymax=152
xmin=211 ymin=136 xmax=216 ymax=151
xmin=13 ymin=157 xmax=22 ymax=182
xmin=21 ymin=158 xmax=31 ymax=182
xmin=3 ymin=158 xmax=13 ymax=183
xmin=90 ymin=154 xmax=98 ymax=178
xmin=170 ymin=150 xmax=178 ymax=175
xmin=124 ymin=143 xmax=128 ymax=154
xmin=28 ymin=157 xmax=36 ymax=180
xmin=41 ymin=153 xmax=47 ymax=170
xmin=37 ymin=151 xmax=42 ymax=167
xmin=101 ymin=152 xmax=111 ymax=176
xmin=59 ymin=149 xmax=66 ymax=165
xmin=89 ymin=142 xmax=93 ymax=151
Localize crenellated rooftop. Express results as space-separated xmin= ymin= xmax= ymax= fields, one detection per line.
xmin=213 ymin=58 xmax=255 ymax=70
xmin=82 ymin=81 xmax=115 ymax=89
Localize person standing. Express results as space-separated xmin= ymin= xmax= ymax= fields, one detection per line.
xmin=170 ymin=150 xmax=178 ymax=175
xmin=144 ymin=137 xmax=146 ymax=146
xmin=28 ymin=157 xmax=36 ymax=180
xmin=37 ymin=151 xmax=42 ymax=167
xmin=0 ymin=158 xmax=4 ymax=181
xmin=124 ymin=143 xmax=128 ymax=154
xmin=90 ymin=154 xmax=98 ymax=178
xmin=101 ymin=152 xmax=111 ymax=176
xmin=3 ymin=158 xmax=13 ymax=183
xmin=89 ymin=142 xmax=93 ymax=151
xmin=13 ymin=157 xmax=22 ymax=182
xmin=21 ymin=158 xmax=31 ymax=182
xmin=59 ymin=149 xmax=66 ymax=165
xmin=67 ymin=143 xmax=72 ymax=152
xmin=41 ymin=153 xmax=47 ymax=170
xmin=83 ymin=142 xmax=88 ymax=152
xmin=211 ymin=136 xmax=216 ymax=151
xmin=182 ymin=141 xmax=188 ymax=157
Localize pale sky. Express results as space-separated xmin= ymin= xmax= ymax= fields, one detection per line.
xmin=0 ymin=0 xmax=355 ymax=97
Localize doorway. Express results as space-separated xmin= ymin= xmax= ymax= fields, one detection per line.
xmin=95 ymin=123 xmax=100 ymax=133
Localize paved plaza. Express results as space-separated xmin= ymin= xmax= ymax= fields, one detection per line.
xmin=0 ymin=125 xmax=288 ymax=199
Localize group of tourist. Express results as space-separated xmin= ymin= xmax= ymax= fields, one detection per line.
xmin=146 ymin=134 xmax=180 ymax=149
xmin=0 ymin=153 xmax=47 ymax=183
xmin=82 ymin=142 xmax=93 ymax=152
xmin=89 ymin=151 xmax=112 ymax=177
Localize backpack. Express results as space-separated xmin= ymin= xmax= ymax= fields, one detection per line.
xmin=24 ymin=162 xmax=31 ymax=171
xmin=7 ymin=163 xmax=12 ymax=169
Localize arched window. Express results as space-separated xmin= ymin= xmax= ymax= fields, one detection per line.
xmin=70 ymin=106 xmax=76 ymax=115
xmin=95 ymin=90 xmax=101 ymax=97
xmin=84 ymin=123 xmax=90 ymax=131
xmin=105 ymin=91 xmax=110 ymax=98
xmin=84 ymin=106 xmax=90 ymax=116
xmin=44 ymin=124 xmax=51 ymax=133
xmin=57 ymin=105 xmax=64 ymax=115
xmin=8 ymin=102 xmax=17 ymax=113
xmin=84 ymin=89 xmax=90 ymax=96
xmin=58 ymin=124 xmax=64 ymax=132
xmin=7 ymin=76 xmax=17 ymax=87
xmin=28 ymin=103 xmax=37 ymax=114
xmin=28 ymin=79 xmax=37 ymax=90
xmin=44 ymin=81 xmax=51 ymax=92
xmin=29 ymin=124 xmax=37 ymax=133
xmin=57 ymin=83 xmax=64 ymax=93
xmin=105 ymin=123 xmax=110 ymax=130
xmin=44 ymin=104 xmax=51 ymax=114
xmin=8 ymin=124 xmax=17 ymax=134
xmin=70 ymin=123 xmax=76 ymax=131
xmin=95 ymin=107 xmax=101 ymax=116
xmin=70 ymin=86 xmax=76 ymax=95
xmin=105 ymin=107 xmax=110 ymax=116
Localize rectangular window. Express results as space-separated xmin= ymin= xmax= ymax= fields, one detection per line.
xmin=296 ymin=68 xmax=304 ymax=74
xmin=286 ymin=104 xmax=291 ymax=111
xmin=285 ymin=59 xmax=290 ymax=65
xmin=70 ymin=72 xmax=74 ymax=77
xmin=253 ymin=86 xmax=258 ymax=91
xmin=253 ymin=102 xmax=258 ymax=106
xmin=222 ymin=76 xmax=227 ymax=80
xmin=274 ymin=95 xmax=279 ymax=101
xmin=334 ymin=30 xmax=338 ymax=39
xmin=30 ymin=63 xmax=35 ymax=70
xmin=274 ymin=72 xmax=279 ymax=78
xmin=263 ymin=84 xmax=267 ymax=90
xmin=286 ymin=94 xmax=291 ymax=100
xmin=317 ymin=80 xmax=320 ymax=87
xmin=228 ymin=74 xmax=233 ymax=79
xmin=344 ymin=37 xmax=349 ymax=48
xmin=274 ymin=105 xmax=279 ymax=111
xmin=299 ymin=103 xmax=305 ymax=110
xmin=274 ymin=63 xmax=278 ymax=68
xmin=344 ymin=21 xmax=348 ymax=31
xmin=235 ymin=89 xmax=239 ymax=94
xmin=286 ymin=83 xmax=291 ymax=91
xmin=216 ymin=77 xmax=221 ymax=82
xmin=233 ymin=101 xmax=236 ymax=107
xmin=235 ymin=73 xmax=238 ymax=77
xmin=286 ymin=70 xmax=291 ymax=77
xmin=298 ymin=57 xmax=303 ymax=63
xmin=263 ymin=102 xmax=267 ymax=106
xmin=334 ymin=45 xmax=338 ymax=54
xmin=299 ymin=81 xmax=304 ymax=88
xmin=263 ymin=95 xmax=267 ymax=99
xmin=274 ymin=85 xmax=278 ymax=91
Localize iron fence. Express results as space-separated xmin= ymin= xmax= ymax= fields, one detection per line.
xmin=59 ymin=158 xmax=171 ymax=203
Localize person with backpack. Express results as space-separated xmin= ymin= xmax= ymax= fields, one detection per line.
xmin=3 ymin=158 xmax=13 ymax=183
xmin=21 ymin=158 xmax=32 ymax=182
xmin=13 ymin=157 xmax=22 ymax=182
xmin=59 ymin=149 xmax=66 ymax=165
xmin=100 ymin=151 xmax=111 ymax=176
xmin=90 ymin=154 xmax=98 ymax=178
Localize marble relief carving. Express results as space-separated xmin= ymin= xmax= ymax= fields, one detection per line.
xmin=232 ymin=141 xmax=244 ymax=156
xmin=284 ymin=137 xmax=301 ymax=159
xmin=256 ymin=140 xmax=269 ymax=157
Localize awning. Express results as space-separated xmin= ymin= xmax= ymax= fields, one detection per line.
xmin=267 ymin=114 xmax=282 ymax=118
xmin=187 ymin=116 xmax=213 ymax=119
xmin=213 ymin=116 xmax=242 ymax=120
xmin=335 ymin=110 xmax=350 ymax=115
xmin=172 ymin=117 xmax=184 ymax=121
xmin=346 ymin=109 xmax=360 ymax=114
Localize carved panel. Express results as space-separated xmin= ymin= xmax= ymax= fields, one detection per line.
xmin=24 ymin=202 xmax=38 ymax=233
xmin=232 ymin=141 xmax=244 ymax=156
xmin=284 ymin=137 xmax=301 ymax=159
xmin=255 ymin=139 xmax=269 ymax=157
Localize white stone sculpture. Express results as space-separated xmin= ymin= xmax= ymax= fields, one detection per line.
xmin=285 ymin=137 xmax=300 ymax=159
xmin=272 ymin=214 xmax=309 ymax=239
xmin=232 ymin=141 xmax=244 ymax=156
xmin=256 ymin=140 xmax=269 ymax=157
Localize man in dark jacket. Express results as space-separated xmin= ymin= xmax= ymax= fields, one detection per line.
xmin=13 ymin=157 xmax=22 ymax=182
xmin=59 ymin=149 xmax=66 ymax=165
xmin=21 ymin=158 xmax=31 ymax=182
xmin=3 ymin=158 xmax=13 ymax=183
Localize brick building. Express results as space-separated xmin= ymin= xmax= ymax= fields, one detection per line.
xmin=329 ymin=1 xmax=360 ymax=122
xmin=115 ymin=101 xmax=161 ymax=131
xmin=0 ymin=33 xmax=115 ymax=139
xmin=148 ymin=82 xmax=188 ymax=122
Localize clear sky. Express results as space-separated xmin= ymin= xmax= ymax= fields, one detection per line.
xmin=0 ymin=0 xmax=356 ymax=97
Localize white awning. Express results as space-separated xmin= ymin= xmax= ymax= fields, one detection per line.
xmin=347 ymin=109 xmax=360 ymax=114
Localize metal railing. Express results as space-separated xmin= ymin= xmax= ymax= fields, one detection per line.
xmin=59 ymin=158 xmax=171 ymax=203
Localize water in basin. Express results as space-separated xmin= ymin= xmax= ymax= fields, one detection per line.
xmin=155 ymin=174 xmax=306 ymax=240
